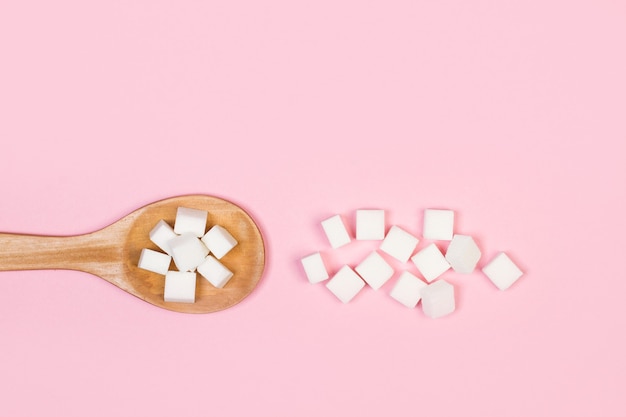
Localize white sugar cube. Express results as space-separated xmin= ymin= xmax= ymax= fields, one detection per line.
xmin=423 ymin=209 xmax=454 ymax=240
xmin=201 ymin=225 xmax=238 ymax=259
xmin=482 ymin=252 xmax=523 ymax=290
xmin=164 ymin=271 xmax=197 ymax=303
xmin=137 ymin=248 xmax=171 ymax=275
xmin=389 ymin=271 xmax=427 ymax=308
xmin=356 ymin=209 xmax=385 ymax=240
xmin=149 ymin=219 xmax=177 ymax=255
xmin=325 ymin=265 xmax=365 ymax=303
xmin=197 ymin=255 xmax=234 ymax=288
xmin=445 ymin=234 xmax=481 ymax=273
xmin=321 ymin=214 xmax=351 ymax=248
xmin=174 ymin=207 xmax=208 ymax=237
xmin=355 ymin=251 xmax=394 ymax=290
xmin=421 ymin=279 xmax=455 ymax=318
xmin=379 ymin=225 xmax=419 ymax=262
xmin=410 ymin=243 xmax=451 ymax=282
xmin=169 ymin=233 xmax=209 ymax=272
xmin=300 ymin=252 xmax=329 ymax=284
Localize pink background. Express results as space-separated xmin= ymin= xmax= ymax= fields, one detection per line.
xmin=1 ymin=1 xmax=625 ymax=416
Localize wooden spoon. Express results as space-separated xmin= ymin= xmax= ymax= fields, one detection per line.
xmin=0 ymin=195 xmax=265 ymax=313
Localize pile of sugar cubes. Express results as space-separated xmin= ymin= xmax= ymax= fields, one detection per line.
xmin=301 ymin=209 xmax=523 ymax=318
xmin=137 ymin=207 xmax=238 ymax=303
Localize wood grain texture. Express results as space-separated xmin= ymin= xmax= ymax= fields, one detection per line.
xmin=0 ymin=195 xmax=266 ymax=313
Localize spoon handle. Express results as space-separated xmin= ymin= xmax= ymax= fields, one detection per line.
xmin=0 ymin=232 xmax=119 ymax=274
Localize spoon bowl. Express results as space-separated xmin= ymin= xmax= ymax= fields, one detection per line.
xmin=0 ymin=195 xmax=266 ymax=313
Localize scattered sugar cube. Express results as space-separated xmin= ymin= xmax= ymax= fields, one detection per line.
xmin=389 ymin=271 xmax=427 ymax=308
xmin=445 ymin=234 xmax=481 ymax=273
xmin=169 ymin=233 xmax=209 ymax=272
xmin=174 ymin=207 xmax=208 ymax=237
xmin=423 ymin=209 xmax=454 ymax=240
xmin=300 ymin=252 xmax=329 ymax=284
xmin=197 ymin=255 xmax=234 ymax=288
xmin=321 ymin=214 xmax=351 ymax=248
xmin=379 ymin=225 xmax=419 ymax=262
xmin=149 ymin=219 xmax=177 ymax=256
xmin=164 ymin=271 xmax=197 ymax=303
xmin=325 ymin=265 xmax=365 ymax=303
xmin=138 ymin=248 xmax=171 ymax=275
xmin=482 ymin=252 xmax=523 ymax=290
xmin=355 ymin=251 xmax=394 ymax=290
xmin=410 ymin=243 xmax=451 ymax=282
xmin=421 ymin=279 xmax=455 ymax=318
xmin=202 ymin=225 xmax=238 ymax=259
xmin=356 ymin=209 xmax=385 ymax=240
